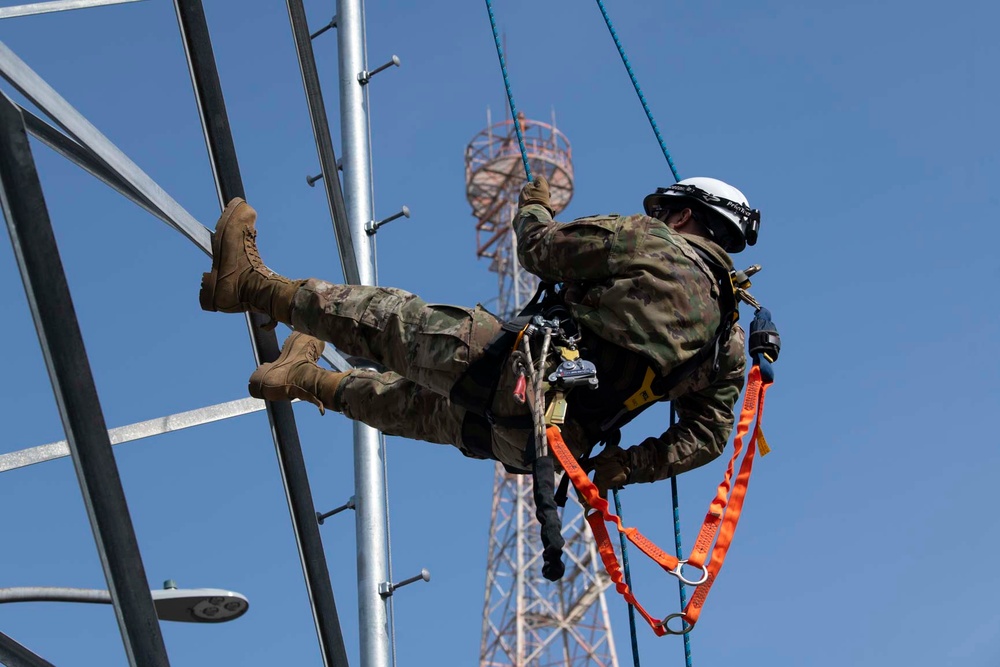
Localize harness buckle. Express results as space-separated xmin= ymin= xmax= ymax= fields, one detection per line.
xmin=669 ymin=559 xmax=709 ymax=586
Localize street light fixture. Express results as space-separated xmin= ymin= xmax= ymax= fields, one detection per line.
xmin=0 ymin=581 xmax=250 ymax=624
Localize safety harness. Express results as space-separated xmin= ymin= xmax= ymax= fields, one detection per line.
xmin=449 ymin=285 xmax=562 ymax=470
xmin=451 ymin=239 xmax=781 ymax=631
xmin=535 ymin=303 xmax=779 ymax=636
xmin=450 ymin=237 xmax=743 ymax=463
xmin=450 ymin=287 xmax=582 ymax=581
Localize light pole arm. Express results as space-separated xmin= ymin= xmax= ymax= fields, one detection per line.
xmin=0 ymin=586 xmax=249 ymax=623
xmin=0 ymin=587 xmax=111 ymax=605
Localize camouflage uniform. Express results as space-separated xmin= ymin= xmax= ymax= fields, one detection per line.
xmin=514 ymin=204 xmax=746 ymax=481
xmin=287 ymin=205 xmax=745 ymax=480
xmin=288 ymin=281 xmax=541 ymax=469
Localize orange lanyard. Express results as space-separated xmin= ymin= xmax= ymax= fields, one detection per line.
xmin=546 ymin=364 xmax=771 ymax=635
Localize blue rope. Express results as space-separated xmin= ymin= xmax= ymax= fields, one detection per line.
xmin=670 ymin=406 xmax=694 ymax=664
xmin=613 ymin=489 xmax=641 ymax=667
xmin=484 ymin=0 xmax=532 ymax=181
xmin=595 ymin=2 xmax=689 ymax=659
xmin=595 ymin=0 xmax=681 ymax=183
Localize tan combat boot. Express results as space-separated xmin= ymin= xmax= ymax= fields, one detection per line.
xmin=200 ymin=197 xmax=305 ymax=328
xmin=248 ymin=332 xmax=349 ymax=414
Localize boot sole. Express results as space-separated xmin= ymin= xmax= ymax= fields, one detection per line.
xmin=199 ymin=197 xmax=246 ymax=313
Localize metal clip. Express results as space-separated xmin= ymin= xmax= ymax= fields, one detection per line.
xmin=557 ymin=346 xmax=580 ymax=361
xmin=669 ymin=559 xmax=709 ymax=586
xmin=657 ymin=613 xmax=693 ymax=636
xmin=732 ymin=264 xmax=763 ymax=310
xmin=732 ymin=264 xmax=761 ymax=289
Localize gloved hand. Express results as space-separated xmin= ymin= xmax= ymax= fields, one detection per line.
xmin=589 ymin=445 xmax=631 ymax=497
xmin=518 ymin=175 xmax=553 ymax=215
xmin=749 ymin=307 xmax=781 ymax=383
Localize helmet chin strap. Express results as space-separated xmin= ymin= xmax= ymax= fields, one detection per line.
xmin=664 ymin=207 xmax=718 ymax=244
xmin=687 ymin=214 xmax=717 ymax=242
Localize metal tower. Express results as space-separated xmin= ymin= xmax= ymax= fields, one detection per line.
xmin=465 ymin=114 xmax=619 ymax=667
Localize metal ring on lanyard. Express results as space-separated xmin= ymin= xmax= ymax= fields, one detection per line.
xmin=670 ymin=559 xmax=709 ymax=586
xmin=658 ymin=613 xmax=692 ymax=636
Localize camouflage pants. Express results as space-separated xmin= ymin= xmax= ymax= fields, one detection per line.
xmin=288 ymin=279 xmax=536 ymax=467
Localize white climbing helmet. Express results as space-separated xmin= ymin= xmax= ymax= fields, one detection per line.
xmin=643 ymin=177 xmax=760 ymax=253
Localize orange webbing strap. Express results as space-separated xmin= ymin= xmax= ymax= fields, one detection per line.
xmin=688 ymin=365 xmax=765 ymax=570
xmin=546 ymin=363 xmax=772 ymax=635
xmin=684 ymin=365 xmax=771 ymax=625
xmin=547 ymin=425 xmax=680 ymax=636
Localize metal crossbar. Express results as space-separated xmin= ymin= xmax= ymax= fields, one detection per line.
xmin=0 ymin=90 xmax=170 ymax=667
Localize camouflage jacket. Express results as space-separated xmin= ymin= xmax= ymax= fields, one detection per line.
xmin=513 ymin=204 xmax=746 ymax=482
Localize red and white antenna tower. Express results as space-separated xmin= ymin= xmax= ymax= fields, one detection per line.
xmin=465 ymin=112 xmax=619 ymax=667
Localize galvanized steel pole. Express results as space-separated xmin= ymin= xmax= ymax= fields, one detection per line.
xmin=337 ymin=1 xmax=391 ymax=665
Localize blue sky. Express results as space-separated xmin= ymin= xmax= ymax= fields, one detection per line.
xmin=0 ymin=0 xmax=998 ymax=665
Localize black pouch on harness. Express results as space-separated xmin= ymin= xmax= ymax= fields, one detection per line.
xmin=449 ymin=282 xmax=558 ymax=467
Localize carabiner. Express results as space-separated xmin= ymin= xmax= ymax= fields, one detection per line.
xmin=657 ymin=613 xmax=693 ymax=636
xmin=669 ymin=559 xmax=709 ymax=586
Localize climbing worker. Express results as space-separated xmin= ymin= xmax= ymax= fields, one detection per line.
xmin=199 ymin=174 xmax=760 ymax=496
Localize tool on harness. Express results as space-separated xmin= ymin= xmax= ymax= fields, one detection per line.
xmin=511 ymin=353 xmax=529 ymax=404
xmin=548 ymin=358 xmax=599 ymax=390
xmin=449 ymin=281 xmax=572 ymax=469
xmin=545 ymin=391 xmax=569 ymax=425
xmin=518 ymin=316 xmax=598 ymax=581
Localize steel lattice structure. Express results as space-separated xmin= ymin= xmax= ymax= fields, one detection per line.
xmin=465 ymin=115 xmax=619 ymax=667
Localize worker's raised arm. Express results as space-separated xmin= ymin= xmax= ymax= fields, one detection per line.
xmin=513 ymin=176 xmax=636 ymax=283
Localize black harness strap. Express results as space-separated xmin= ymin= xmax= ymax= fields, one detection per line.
xmin=451 ymin=283 xmax=555 ymax=463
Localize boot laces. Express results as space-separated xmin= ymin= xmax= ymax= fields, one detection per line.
xmin=244 ymin=228 xmax=264 ymax=268
xmin=244 ymin=228 xmax=287 ymax=282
